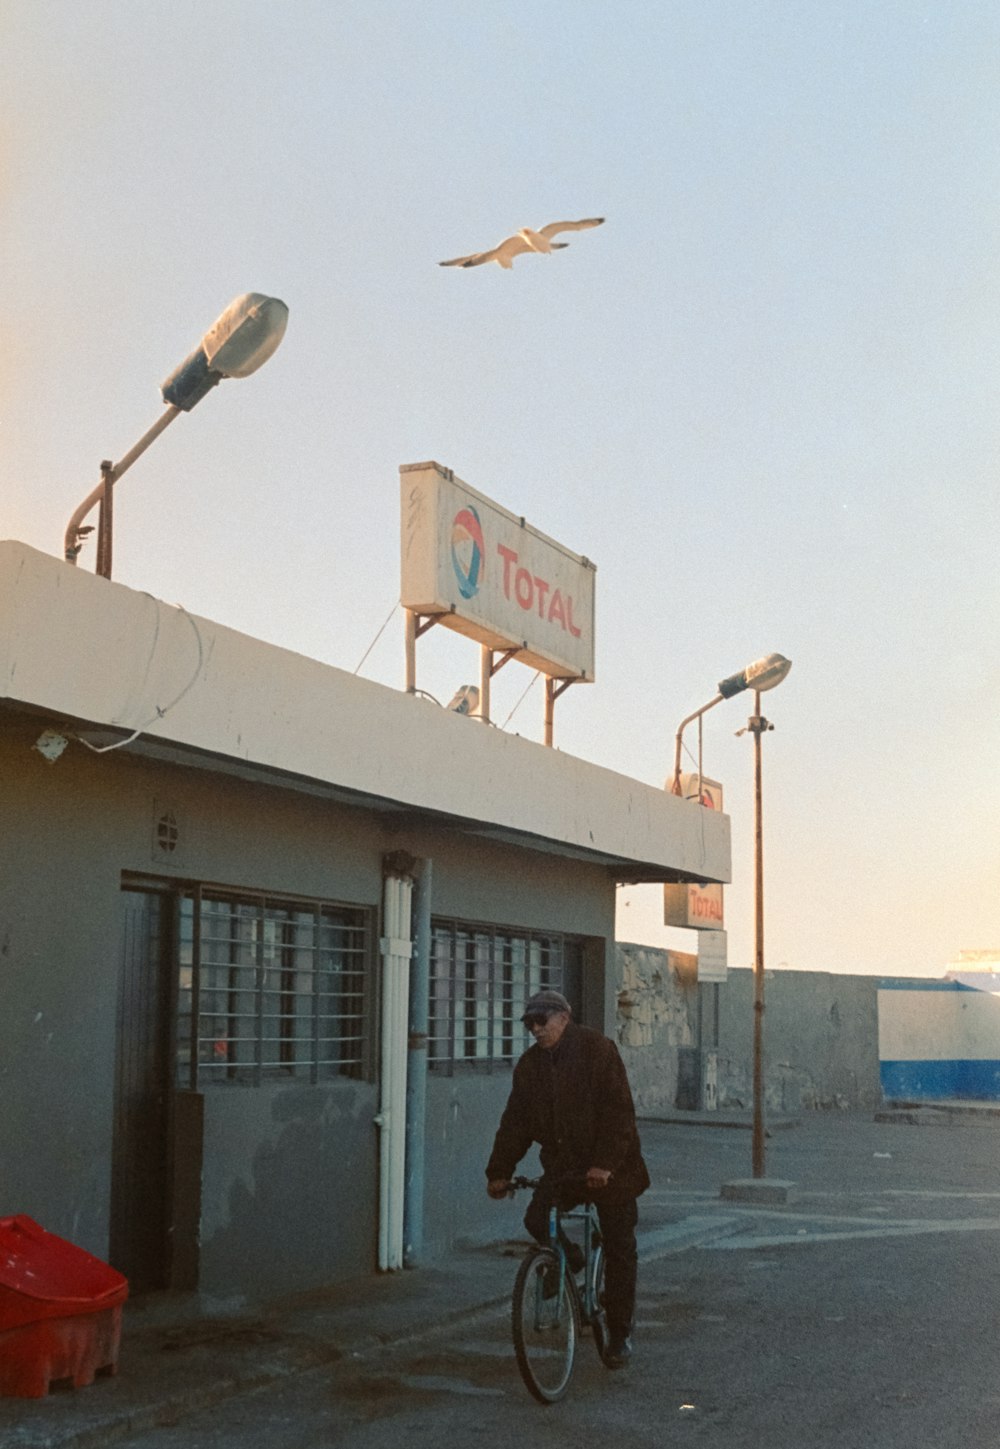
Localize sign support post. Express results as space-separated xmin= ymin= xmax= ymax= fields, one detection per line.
xmin=543 ymin=677 xmax=580 ymax=747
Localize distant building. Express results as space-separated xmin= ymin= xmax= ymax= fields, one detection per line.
xmin=945 ymin=949 xmax=1000 ymax=993
xmin=0 ymin=541 xmax=730 ymax=1300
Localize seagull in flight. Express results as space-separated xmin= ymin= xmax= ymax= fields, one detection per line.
xmin=439 ymin=217 xmax=605 ymax=270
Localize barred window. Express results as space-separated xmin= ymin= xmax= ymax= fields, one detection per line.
xmin=429 ymin=921 xmax=582 ymax=1072
xmin=176 ymin=890 xmax=372 ymax=1086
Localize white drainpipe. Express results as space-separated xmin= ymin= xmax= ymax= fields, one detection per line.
xmin=377 ymin=869 xmax=413 ymax=1271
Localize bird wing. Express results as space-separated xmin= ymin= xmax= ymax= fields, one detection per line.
xmin=439 ymin=234 xmax=533 ymax=268
xmin=439 ymin=250 xmax=488 ymax=267
xmin=538 ymin=217 xmax=605 ymax=239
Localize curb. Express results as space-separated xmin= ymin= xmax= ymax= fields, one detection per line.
xmin=875 ymin=1106 xmax=1000 ymax=1126
xmin=640 ymin=1113 xmax=801 ymax=1133
xmin=3 ymin=1339 xmax=341 ymax=1449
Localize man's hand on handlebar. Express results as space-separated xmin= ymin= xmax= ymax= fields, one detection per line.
xmin=487 ymin=1170 xmax=609 ymax=1198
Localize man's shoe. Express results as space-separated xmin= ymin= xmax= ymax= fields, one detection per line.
xmin=541 ymin=1263 xmax=561 ymax=1299
xmin=604 ymin=1333 xmax=633 ymax=1370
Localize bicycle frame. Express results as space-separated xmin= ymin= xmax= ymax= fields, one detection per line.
xmin=510 ymin=1175 xmax=605 ymax=1331
xmin=547 ymin=1197 xmax=602 ymax=1325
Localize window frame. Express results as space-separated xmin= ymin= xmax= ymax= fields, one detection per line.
xmin=428 ymin=917 xmax=583 ymax=1076
xmin=172 ymin=883 xmax=376 ymax=1089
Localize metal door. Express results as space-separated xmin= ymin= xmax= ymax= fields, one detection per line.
xmin=109 ymin=888 xmax=174 ymax=1290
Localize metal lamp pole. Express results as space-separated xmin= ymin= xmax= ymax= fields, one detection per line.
xmin=673 ymin=654 xmax=791 ymax=1178
xmin=748 ymin=689 xmax=768 ymax=1176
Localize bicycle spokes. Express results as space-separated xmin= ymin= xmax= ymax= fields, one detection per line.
xmin=512 ymin=1249 xmax=579 ymax=1403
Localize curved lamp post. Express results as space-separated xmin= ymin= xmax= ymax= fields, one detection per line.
xmin=673 ymin=652 xmax=791 ymax=1177
xmin=64 ymin=292 xmax=289 ymax=576
xmin=672 ymin=652 xmax=792 ymax=796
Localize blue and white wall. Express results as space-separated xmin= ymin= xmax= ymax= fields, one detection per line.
xmin=878 ymin=980 xmax=1000 ymax=1101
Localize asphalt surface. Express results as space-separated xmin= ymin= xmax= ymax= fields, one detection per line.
xmin=4 ymin=1104 xmax=999 ymax=1448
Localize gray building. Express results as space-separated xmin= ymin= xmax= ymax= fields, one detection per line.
xmin=0 ymin=541 xmax=729 ymax=1301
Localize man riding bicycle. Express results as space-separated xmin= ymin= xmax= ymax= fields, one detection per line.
xmin=485 ymin=989 xmax=649 ymax=1369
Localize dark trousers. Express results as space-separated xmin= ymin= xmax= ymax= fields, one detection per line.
xmin=524 ymin=1186 xmax=638 ymax=1339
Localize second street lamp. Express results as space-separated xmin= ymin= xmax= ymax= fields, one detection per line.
xmin=673 ymin=652 xmax=791 ymax=1178
xmin=672 ymin=652 xmax=792 ymax=799
xmin=63 ymin=292 xmax=289 ymax=577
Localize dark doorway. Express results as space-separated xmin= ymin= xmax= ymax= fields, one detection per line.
xmin=110 ymin=887 xmax=174 ymax=1290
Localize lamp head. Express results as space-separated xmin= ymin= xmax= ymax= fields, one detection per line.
xmin=160 ymin=292 xmax=289 ymax=411
xmin=201 ymin=293 xmax=289 ymax=378
xmin=717 ymin=653 xmax=792 ymax=699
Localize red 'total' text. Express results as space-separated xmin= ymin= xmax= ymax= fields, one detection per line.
xmin=690 ymin=892 xmax=723 ymax=922
xmin=497 ymin=545 xmax=582 ymax=637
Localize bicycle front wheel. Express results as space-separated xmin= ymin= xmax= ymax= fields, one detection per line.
xmin=589 ymin=1240 xmax=610 ymax=1362
xmin=512 ymin=1247 xmax=580 ymax=1404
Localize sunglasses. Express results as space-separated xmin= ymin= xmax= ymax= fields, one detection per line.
xmin=523 ymin=1011 xmax=554 ymax=1029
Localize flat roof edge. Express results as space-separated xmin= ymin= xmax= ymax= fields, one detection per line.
xmin=0 ymin=541 xmax=731 ymax=883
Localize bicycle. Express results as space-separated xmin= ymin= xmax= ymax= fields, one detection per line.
xmin=506 ymin=1174 xmax=610 ymax=1404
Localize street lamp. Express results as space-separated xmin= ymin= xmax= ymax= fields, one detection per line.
xmin=673 ymin=652 xmax=791 ymax=1178
xmin=63 ymin=292 xmax=289 ymax=577
xmin=672 ymin=652 xmax=792 ymax=797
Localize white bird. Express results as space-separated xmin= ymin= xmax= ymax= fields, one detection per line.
xmin=439 ymin=217 xmax=605 ymax=269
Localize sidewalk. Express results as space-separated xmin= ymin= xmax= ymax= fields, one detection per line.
xmin=4 ymin=1101 xmax=993 ymax=1448
xmin=1 ymin=1242 xmax=521 ymax=1449
xmin=2 ymin=1107 xmax=754 ymax=1449
xmin=1 ymin=1207 xmax=740 ymax=1449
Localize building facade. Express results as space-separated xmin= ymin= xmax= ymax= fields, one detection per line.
xmin=0 ymin=541 xmax=729 ymax=1300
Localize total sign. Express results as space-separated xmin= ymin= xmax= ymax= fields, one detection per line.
xmin=663 ymin=773 xmax=725 ymax=929
xmin=400 ymin=461 xmax=596 ymax=680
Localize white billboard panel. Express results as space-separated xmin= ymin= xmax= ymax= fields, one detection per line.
xmin=400 ymin=461 xmax=596 ymax=680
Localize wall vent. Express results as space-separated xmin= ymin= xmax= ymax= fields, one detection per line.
xmin=152 ymin=802 xmax=184 ymax=864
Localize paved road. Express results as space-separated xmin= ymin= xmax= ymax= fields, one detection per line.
xmin=109 ymin=1114 xmax=1000 ymax=1448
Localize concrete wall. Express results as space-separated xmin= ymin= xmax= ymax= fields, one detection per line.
xmin=615 ymin=944 xmax=700 ymax=1114
xmin=423 ymin=1071 xmax=541 ymax=1257
xmin=614 ymin=944 xmax=885 ymax=1114
xmin=715 ymin=967 xmax=883 ymax=1112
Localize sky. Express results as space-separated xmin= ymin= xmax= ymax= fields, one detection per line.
xmin=2 ymin=1 xmax=997 ymax=977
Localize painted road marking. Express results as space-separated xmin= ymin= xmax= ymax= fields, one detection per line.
xmin=701 ymin=1216 xmax=1000 ymax=1250
xmin=397 ymin=1374 xmax=504 ymax=1396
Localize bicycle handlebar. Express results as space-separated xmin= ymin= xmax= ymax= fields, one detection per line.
xmin=507 ymin=1175 xmax=541 ymax=1192
xmin=505 ymin=1172 xmax=601 ymax=1200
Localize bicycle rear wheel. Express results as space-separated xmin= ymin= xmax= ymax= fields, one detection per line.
xmin=512 ymin=1247 xmax=580 ymax=1404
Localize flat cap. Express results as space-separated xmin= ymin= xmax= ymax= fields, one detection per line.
xmin=521 ymin=989 xmax=572 ymax=1022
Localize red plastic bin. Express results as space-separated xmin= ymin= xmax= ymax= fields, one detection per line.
xmin=0 ymin=1215 xmax=128 ymax=1398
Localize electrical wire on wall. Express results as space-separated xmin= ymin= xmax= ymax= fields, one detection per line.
xmin=74 ymin=599 xmax=206 ymax=754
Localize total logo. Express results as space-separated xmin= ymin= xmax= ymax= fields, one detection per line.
xmin=449 ymin=506 xmax=584 ymax=638
xmin=450 ymin=506 xmax=485 ymax=600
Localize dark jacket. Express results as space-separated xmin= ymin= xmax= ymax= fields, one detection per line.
xmin=485 ymin=1021 xmax=650 ymax=1200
